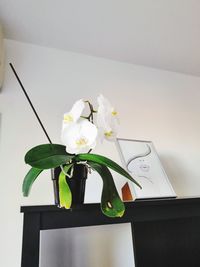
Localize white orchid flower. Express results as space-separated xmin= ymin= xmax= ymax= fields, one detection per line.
xmin=97 ymin=95 xmax=119 ymax=141
xmin=62 ymin=99 xmax=85 ymax=129
xmin=61 ymin=120 xmax=98 ymax=154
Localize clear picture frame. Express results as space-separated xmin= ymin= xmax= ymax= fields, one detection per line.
xmin=116 ymin=138 xmax=176 ymax=199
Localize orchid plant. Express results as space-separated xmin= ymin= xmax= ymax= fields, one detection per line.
xmin=23 ymin=95 xmax=141 ymax=218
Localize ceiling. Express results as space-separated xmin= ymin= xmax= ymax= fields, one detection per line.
xmin=0 ymin=0 xmax=200 ymax=76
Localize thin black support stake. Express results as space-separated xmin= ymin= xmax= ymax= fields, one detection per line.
xmin=9 ymin=63 xmax=52 ymax=144
xmin=10 ymin=63 xmax=58 ymax=203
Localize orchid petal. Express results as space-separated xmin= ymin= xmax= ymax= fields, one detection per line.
xmin=97 ymin=95 xmax=119 ymax=142
xmin=63 ymin=99 xmax=85 ymax=128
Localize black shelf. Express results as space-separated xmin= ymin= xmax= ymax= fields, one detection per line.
xmin=21 ymin=197 xmax=200 ymax=267
xmin=21 ymin=196 xmax=200 ymax=212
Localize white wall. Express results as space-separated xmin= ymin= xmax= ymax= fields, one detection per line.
xmin=0 ymin=39 xmax=200 ymax=266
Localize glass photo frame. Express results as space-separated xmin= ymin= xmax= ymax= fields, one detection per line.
xmin=116 ymin=138 xmax=176 ymax=199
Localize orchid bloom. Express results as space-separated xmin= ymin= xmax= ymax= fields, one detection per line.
xmin=61 ymin=120 xmax=98 ymax=154
xmin=96 ymin=95 xmax=119 ymax=141
xmin=62 ymin=99 xmax=85 ymax=129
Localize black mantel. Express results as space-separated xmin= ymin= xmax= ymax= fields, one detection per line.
xmin=21 ymin=197 xmax=200 ymax=267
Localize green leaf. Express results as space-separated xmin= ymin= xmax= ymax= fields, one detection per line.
xmin=25 ymin=144 xmax=74 ymax=169
xmin=22 ymin=167 xmax=43 ymax=196
xmin=58 ymin=164 xmax=73 ymax=209
xmin=76 ymin=153 xmax=142 ymax=189
xmin=88 ymin=162 xmax=125 ymax=218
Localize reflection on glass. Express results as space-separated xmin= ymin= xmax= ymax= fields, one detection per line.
xmin=39 ymin=223 xmax=135 ymax=267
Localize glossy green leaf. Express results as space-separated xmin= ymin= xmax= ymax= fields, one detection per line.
xmin=22 ymin=167 xmax=43 ymax=196
xmin=88 ymin=162 xmax=125 ymax=218
xmin=25 ymin=144 xmax=74 ymax=169
xmin=76 ymin=153 xmax=141 ymax=189
xmin=58 ymin=164 xmax=73 ymax=209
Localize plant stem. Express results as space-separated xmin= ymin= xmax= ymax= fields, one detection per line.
xmin=83 ymin=100 xmax=96 ymax=123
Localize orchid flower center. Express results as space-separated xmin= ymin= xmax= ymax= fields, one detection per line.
xmin=64 ymin=114 xmax=74 ymax=123
xmin=104 ymin=131 xmax=113 ymax=138
xmin=75 ymin=137 xmax=88 ymax=147
xmin=111 ymin=109 xmax=118 ymax=116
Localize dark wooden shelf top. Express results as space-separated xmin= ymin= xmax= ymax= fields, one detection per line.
xmin=21 ymin=197 xmax=200 ymax=220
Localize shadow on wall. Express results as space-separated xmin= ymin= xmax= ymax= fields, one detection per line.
xmin=159 ymin=154 xmax=197 ymax=197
